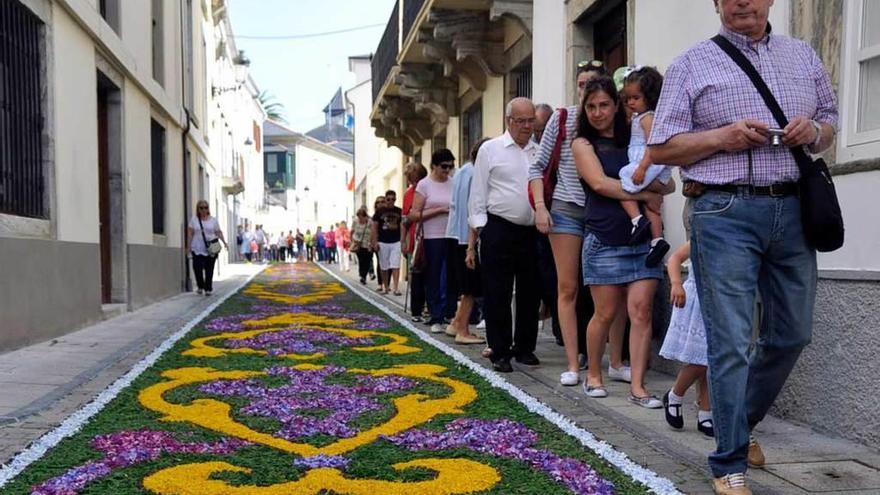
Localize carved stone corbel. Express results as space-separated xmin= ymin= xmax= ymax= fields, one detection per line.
xmin=490 ymin=0 xmax=534 ymax=36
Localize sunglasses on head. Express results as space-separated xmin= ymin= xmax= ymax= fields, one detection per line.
xmin=578 ymin=60 xmax=604 ymax=69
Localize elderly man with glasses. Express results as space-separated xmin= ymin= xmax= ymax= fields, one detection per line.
xmin=468 ymin=97 xmax=541 ymax=373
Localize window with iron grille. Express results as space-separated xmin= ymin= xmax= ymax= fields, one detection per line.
xmin=151 ymin=119 xmax=166 ymax=234
xmin=514 ymin=65 xmax=532 ymax=99
xmin=0 ymin=1 xmax=46 ymax=219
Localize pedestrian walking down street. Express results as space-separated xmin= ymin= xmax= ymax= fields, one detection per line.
xmin=240 ymin=225 xmax=254 ymax=262
xmin=305 ymin=229 xmax=314 ymax=262
xmin=371 ymin=190 xmax=403 ymax=295
xmin=660 ymin=240 xmax=714 ymax=438
xmin=572 ymin=76 xmax=672 ymax=406
xmin=469 ymin=97 xmax=541 ymax=374
xmin=409 ymin=149 xmax=456 ymax=334
xmin=444 ymin=138 xmax=489 ymax=345
xmin=325 ymin=227 xmax=337 ymax=264
xmin=402 ymin=163 xmax=428 ymax=321
xmin=530 ymin=61 xmax=609 ymax=387
xmin=351 ymin=208 xmax=373 ymax=284
xmin=648 ymin=1 xmax=838 ymax=492
xmin=254 ymin=225 xmax=266 ymax=263
xmin=296 ymin=229 xmax=305 ymax=261
xmin=315 ymin=226 xmax=326 ymax=262
xmin=336 ymin=221 xmax=351 ymax=271
xmin=185 ymin=200 xmax=228 ymax=296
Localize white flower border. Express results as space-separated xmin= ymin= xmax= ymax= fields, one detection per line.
xmin=319 ymin=264 xmax=683 ymax=495
xmin=0 ymin=268 xmax=264 ymax=487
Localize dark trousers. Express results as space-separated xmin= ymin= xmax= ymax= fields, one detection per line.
xmin=192 ymin=254 xmax=217 ymax=292
xmin=356 ymin=248 xmax=372 ymax=280
xmin=409 ymin=259 xmax=426 ymax=317
xmin=423 ymin=239 xmax=456 ymax=323
xmin=536 ymin=234 xmax=562 ymax=342
xmin=479 ymin=215 xmax=539 ymax=361
xmin=307 ymin=246 xmax=314 ymax=261
xmin=279 ymin=246 xmax=287 ymax=261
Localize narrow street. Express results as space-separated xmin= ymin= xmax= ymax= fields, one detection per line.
xmin=0 ymin=261 xmax=875 ymax=494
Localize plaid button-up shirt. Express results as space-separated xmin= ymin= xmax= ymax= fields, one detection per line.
xmin=648 ymin=25 xmax=838 ymax=186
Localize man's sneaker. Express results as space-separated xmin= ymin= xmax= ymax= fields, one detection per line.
xmin=713 ymin=473 xmax=752 ymax=495
xmin=748 ymin=436 xmax=765 ymax=468
xmin=559 ymin=371 xmax=579 ymax=386
xmin=430 ymin=324 xmax=445 ymax=334
xmin=476 ymin=320 xmax=486 ymax=329
xmin=608 ymin=365 xmax=632 ymax=383
xmin=196 ymin=289 xmax=203 ymax=295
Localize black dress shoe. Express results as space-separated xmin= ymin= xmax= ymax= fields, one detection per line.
xmin=492 ymin=358 xmax=513 ymax=373
xmin=514 ymin=352 xmax=540 ymax=366
xmin=663 ymin=390 xmax=684 ymax=430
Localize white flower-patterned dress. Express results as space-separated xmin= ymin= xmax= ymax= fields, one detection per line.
xmin=659 ymin=272 xmax=707 ymax=366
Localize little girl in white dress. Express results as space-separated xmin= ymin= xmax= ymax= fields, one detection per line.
xmin=660 ymin=241 xmax=713 ymax=437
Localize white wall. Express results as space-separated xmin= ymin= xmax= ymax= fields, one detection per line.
xmin=123 ymin=87 xmax=154 ymax=245
xmin=53 ymin=7 xmax=99 ymax=244
xmin=294 ymin=144 xmax=353 ymax=231
xmin=633 ymin=0 xmax=789 ymax=71
xmin=817 ymin=170 xmax=880 ymax=272
xmin=532 ymin=0 xmax=567 ymax=107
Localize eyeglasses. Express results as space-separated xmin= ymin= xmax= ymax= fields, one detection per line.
xmin=509 ymin=117 xmax=536 ymax=125
xmin=577 ymin=60 xmax=604 ymax=69
xmin=438 ymin=162 xmax=454 ymax=170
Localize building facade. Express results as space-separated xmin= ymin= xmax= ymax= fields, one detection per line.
xmin=262 ymin=120 xmax=353 ymax=234
xmin=346 ymin=55 xmax=406 ymax=212
xmin=368 ymin=0 xmax=880 ymax=448
xmin=0 ymin=0 xmax=264 ymax=351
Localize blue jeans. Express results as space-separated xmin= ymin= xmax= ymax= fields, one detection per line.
xmin=689 ymin=189 xmax=816 ymax=477
xmin=424 ymin=238 xmax=453 ymax=324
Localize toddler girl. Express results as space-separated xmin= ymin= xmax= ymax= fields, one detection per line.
xmin=618 ymin=66 xmax=671 ymax=267
xmin=660 ymin=241 xmax=713 ymax=437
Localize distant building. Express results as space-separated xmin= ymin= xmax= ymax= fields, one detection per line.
xmin=306 ymin=88 xmax=354 ymax=154
xmin=263 ymin=120 xmax=353 ymax=233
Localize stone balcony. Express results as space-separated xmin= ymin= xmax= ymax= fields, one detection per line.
xmin=370 ymin=0 xmax=533 ymax=155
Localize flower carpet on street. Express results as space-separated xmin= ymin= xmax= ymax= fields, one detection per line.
xmin=2 ymin=263 xmax=659 ymax=494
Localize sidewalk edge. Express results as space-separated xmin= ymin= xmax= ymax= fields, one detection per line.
xmin=318 ymin=264 xmax=683 ymax=495
xmin=0 ymin=267 xmax=265 ymax=487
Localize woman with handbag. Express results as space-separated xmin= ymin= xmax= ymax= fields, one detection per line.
xmin=408 ymin=149 xmax=456 ymax=334
xmin=351 ymin=209 xmax=372 ymax=284
xmin=186 ymin=199 xmax=228 ymax=296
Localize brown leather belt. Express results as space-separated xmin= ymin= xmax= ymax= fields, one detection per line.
xmin=684 ymin=181 xmax=799 ymax=198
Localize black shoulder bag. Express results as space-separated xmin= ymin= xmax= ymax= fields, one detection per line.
xmin=711 ymin=35 xmax=844 ymax=252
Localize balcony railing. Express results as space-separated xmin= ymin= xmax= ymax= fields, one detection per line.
xmin=402 ymin=0 xmax=425 ymax=44
xmin=372 ymin=0 xmax=399 ymax=104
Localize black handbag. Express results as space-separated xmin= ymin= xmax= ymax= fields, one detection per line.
xmin=711 ymin=35 xmax=844 ymax=252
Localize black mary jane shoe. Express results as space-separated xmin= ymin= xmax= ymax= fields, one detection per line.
xmin=663 ymin=390 xmax=684 ymax=430
xmin=697 ymin=417 xmax=715 ymax=437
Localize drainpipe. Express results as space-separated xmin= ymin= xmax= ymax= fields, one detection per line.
xmin=180 ymin=1 xmax=192 ymax=292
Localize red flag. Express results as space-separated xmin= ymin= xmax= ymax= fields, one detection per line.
xmin=347 ymin=176 xmax=355 ymax=191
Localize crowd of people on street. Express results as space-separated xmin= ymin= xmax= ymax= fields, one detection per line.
xmin=185 ymin=2 xmax=838 ymax=493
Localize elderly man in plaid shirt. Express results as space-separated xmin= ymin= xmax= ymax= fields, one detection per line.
xmin=648 ymin=1 xmax=838 ymax=494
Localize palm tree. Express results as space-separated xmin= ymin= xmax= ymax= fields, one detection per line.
xmin=257 ymin=90 xmax=287 ymax=123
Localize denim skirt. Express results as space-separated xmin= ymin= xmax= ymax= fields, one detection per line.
xmin=581 ymin=231 xmax=663 ymax=286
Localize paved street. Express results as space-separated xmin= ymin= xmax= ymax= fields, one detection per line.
xmin=1 ymin=261 xmax=878 ymax=494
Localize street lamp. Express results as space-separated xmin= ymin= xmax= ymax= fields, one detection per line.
xmin=212 ymin=51 xmax=251 ymax=97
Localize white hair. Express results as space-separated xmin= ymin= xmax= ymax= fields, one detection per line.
xmin=505 ymin=97 xmax=534 ymax=118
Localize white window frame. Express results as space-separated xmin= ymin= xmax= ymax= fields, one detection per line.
xmin=838 ymin=0 xmax=880 ymax=162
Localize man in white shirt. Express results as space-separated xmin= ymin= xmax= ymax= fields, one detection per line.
xmin=468 ymin=97 xmax=541 ymax=373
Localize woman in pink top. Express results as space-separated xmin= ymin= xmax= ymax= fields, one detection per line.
xmin=408 ymin=149 xmax=457 ymax=333
xmin=336 ymin=221 xmax=351 ymax=271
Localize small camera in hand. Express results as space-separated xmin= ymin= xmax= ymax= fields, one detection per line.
xmin=767 ymin=128 xmax=785 ymax=147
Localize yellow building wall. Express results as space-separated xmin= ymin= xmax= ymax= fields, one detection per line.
xmin=482 ymin=76 xmax=506 ymax=138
